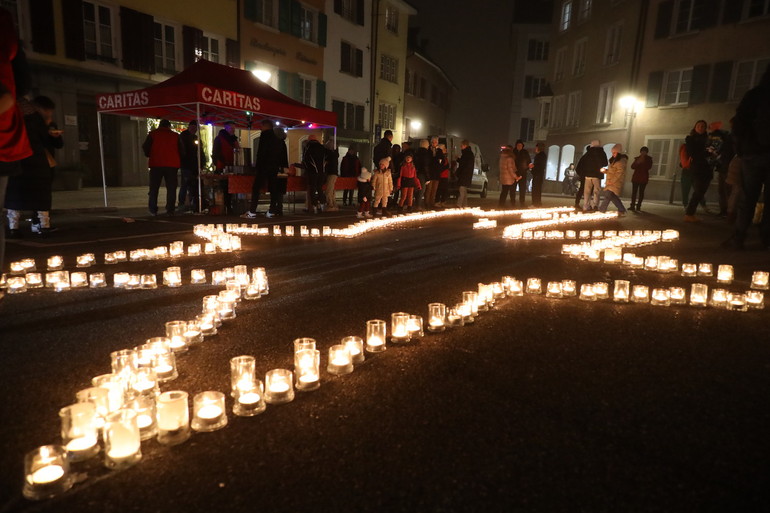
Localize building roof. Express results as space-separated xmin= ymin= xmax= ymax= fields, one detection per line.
xmin=408 ymin=51 xmax=458 ymax=91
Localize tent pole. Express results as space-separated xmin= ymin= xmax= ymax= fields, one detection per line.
xmin=97 ymin=112 xmax=108 ymax=207
xmin=196 ymin=103 xmax=203 ymax=214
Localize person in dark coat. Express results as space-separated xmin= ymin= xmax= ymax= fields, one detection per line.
xmin=707 ymin=121 xmax=734 ymax=218
xmin=414 ymin=139 xmax=432 ymax=209
xmin=302 ymin=134 xmax=326 ymax=213
xmin=6 ymin=96 xmax=63 ymax=236
xmin=389 ymin=143 xmax=402 ymax=209
xmin=531 ymin=142 xmax=547 ymax=207
xmin=456 ymin=140 xmax=474 ymax=207
xmin=683 ymin=120 xmax=712 ymax=222
xmin=178 ymin=120 xmax=206 ymax=212
xmin=243 ymin=120 xmax=287 ymax=218
xmin=340 ymin=146 xmax=362 ymax=206
xmin=372 ymin=129 xmax=393 ymax=169
xmin=511 ymin=139 xmax=531 ymax=207
xmin=578 ymin=140 xmax=608 ymax=211
xmin=212 ymin=121 xmax=239 ymax=215
xmin=629 ymin=146 xmax=652 ymax=211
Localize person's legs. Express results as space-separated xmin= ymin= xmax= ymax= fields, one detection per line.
xmin=717 ymin=170 xmax=729 ymax=216
xmin=163 ymin=168 xmax=178 ymax=214
xmin=325 ymin=174 xmax=337 ymax=209
xmin=685 ymin=177 xmax=711 ymax=216
xmin=437 ymin=178 xmax=448 ymax=205
xmin=178 ymin=169 xmax=192 ymax=208
xmin=404 ymin=188 xmax=414 ymax=207
xmin=458 ymin=186 xmax=468 ymax=207
xmin=532 ymin=174 xmax=543 ymax=207
xmin=733 ymin=154 xmax=770 ymax=243
xmin=630 ymin=183 xmax=639 ymax=210
xmin=575 ymin=178 xmax=584 ymax=208
xmin=148 ymin=167 xmax=163 ymax=214
xmin=516 ymin=176 xmax=527 ymax=205
xmin=583 ymin=178 xmax=594 ymax=210
xmin=249 ymin=172 xmax=265 ymax=213
xmin=498 ymin=185 xmax=510 ymax=206
xmin=0 ymin=175 xmax=8 ymax=270
xmin=607 ymin=191 xmax=627 ymax=213
xmin=681 ymin=169 xmax=692 ymax=207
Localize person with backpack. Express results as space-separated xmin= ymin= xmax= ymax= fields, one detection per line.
xmin=683 ymin=120 xmax=712 ymax=222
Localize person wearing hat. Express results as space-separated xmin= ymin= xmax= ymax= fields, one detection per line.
xmin=178 ymin=120 xmax=206 ymax=212
xmin=142 ymin=119 xmax=184 ymax=216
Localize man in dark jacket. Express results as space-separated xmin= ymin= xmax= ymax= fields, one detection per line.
xmin=211 ymin=121 xmax=239 ymax=215
xmin=142 ymin=119 xmax=184 ymax=216
xmin=456 ymin=140 xmax=474 ymax=207
xmin=243 ymin=120 xmax=288 ymax=218
xmin=302 ymin=134 xmax=326 ymax=213
xmin=577 ymin=140 xmax=608 ymax=211
xmin=512 ymin=139 xmax=531 ymax=207
xmin=178 ymin=120 xmax=206 ymax=212
xmin=373 ymin=129 xmax=393 ymax=169
xmin=531 ymin=142 xmax=547 ymax=207
xmin=414 ymin=139 xmax=432 ymax=210
xmin=425 ymin=136 xmax=444 ymax=209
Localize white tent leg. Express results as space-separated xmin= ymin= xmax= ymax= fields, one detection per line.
xmin=196 ymin=103 xmax=203 ymax=214
xmin=97 ymin=112 xmax=108 ymax=207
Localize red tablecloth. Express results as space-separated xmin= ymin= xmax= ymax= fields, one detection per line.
xmin=227 ymin=175 xmax=358 ymax=194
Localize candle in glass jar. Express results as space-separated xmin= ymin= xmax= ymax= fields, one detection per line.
xmin=187 ymin=243 xmax=202 ymax=257
xmin=579 ymin=284 xmax=596 ymax=301
xmin=751 ymin=271 xmax=769 ymax=290
xmin=47 ymin=255 xmax=63 ymax=270
xmin=710 ymin=288 xmax=728 ymax=308
xmin=390 ymin=312 xmax=410 ymax=342
xmin=234 ymin=381 xmax=266 ymax=417
xmin=546 ymin=281 xmax=563 ymax=298
xmin=104 ymin=409 xmax=141 ymax=469
xmin=727 ymin=293 xmax=747 ymax=312
xmin=632 ymin=285 xmax=650 ymax=303
xmin=22 ymin=445 xmax=74 ymax=500
xmin=716 ymin=264 xmax=734 ymax=284
xmin=561 ymin=280 xmax=577 ymax=297
xmin=526 ymin=278 xmax=542 ymax=295
xmin=70 ymin=272 xmax=88 ymax=288
xmin=191 ymin=391 xmax=227 ymax=432
xmin=264 ymin=369 xmax=295 ymax=404
xmin=650 ymin=288 xmax=671 ymax=306
xmin=593 ymin=282 xmax=609 ymax=299
xmin=746 ymin=290 xmax=764 ymax=309
xmin=698 ymin=263 xmax=713 ymax=276
xmin=156 ymin=391 xmax=190 ymax=445
xmin=342 ymin=336 xmax=365 ymax=364
xmin=407 ymin=315 xmax=424 ymax=338
xmin=681 ymin=263 xmax=697 ymax=277
xmin=366 ymin=319 xmax=387 ymax=352
xmin=613 ymin=280 xmax=630 ymax=303
xmin=427 ymin=303 xmax=446 ymax=332
xmin=327 ymin=345 xmax=354 ymax=375
xmin=669 ymin=287 xmax=687 ymax=305
xmin=294 ymin=349 xmax=320 ymax=391
xmin=690 ymin=283 xmax=708 ymax=307
xmin=59 ymin=403 xmax=99 ymax=462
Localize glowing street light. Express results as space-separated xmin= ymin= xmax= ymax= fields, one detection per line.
xmin=251 ymin=69 xmax=272 ymax=83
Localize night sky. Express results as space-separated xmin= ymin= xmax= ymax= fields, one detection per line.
xmin=408 ymin=0 xmax=553 ymax=173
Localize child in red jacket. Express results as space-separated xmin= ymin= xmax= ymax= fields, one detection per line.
xmin=397 ymin=152 xmax=420 ymax=212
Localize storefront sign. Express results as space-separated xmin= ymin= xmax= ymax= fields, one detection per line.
xmin=250 ymin=38 xmax=286 ymax=57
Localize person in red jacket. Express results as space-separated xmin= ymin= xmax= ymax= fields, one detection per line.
xmin=629 ymin=146 xmax=652 ymax=212
xmin=142 ymin=119 xmax=184 ymax=216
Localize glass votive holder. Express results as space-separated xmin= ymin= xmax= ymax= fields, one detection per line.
xmin=129 ymin=249 xmax=145 ymax=262
xmin=129 ymin=393 xmax=158 ymax=441
xmin=252 ymin=267 xmax=269 ymax=294
xmin=650 ymin=288 xmax=671 ymax=306
xmin=561 ymin=280 xmax=577 ymax=297
xmin=91 ymin=373 xmax=124 ymax=413
xmin=196 ymin=313 xmax=218 ymax=336
xmin=157 ymin=391 xmax=190 ymax=445
xmin=285 ymin=225 xmax=295 ymax=236
xmin=234 ymin=381 xmax=266 ymax=416
xmin=264 ymin=369 xmax=295 ymax=404
xmin=66 ymin=271 xmax=85 ymax=289
xmin=216 ymin=296 xmax=236 ymax=320
xmin=427 ymin=303 xmax=446 ymax=332
xmin=727 ymin=293 xmax=748 ymax=312
xmin=390 ymin=312 xmax=411 ymax=343
xmin=190 ymin=269 xmax=207 ymax=284
xmin=125 ymin=274 xmax=141 ymax=289
xmin=710 ymin=288 xmax=729 ymax=308
xmin=165 ymin=321 xmax=189 ymax=354
xmin=47 ymin=255 xmax=64 ymax=270
xmin=153 ymin=246 xmax=169 ymax=259
xmin=327 ymin=345 xmax=354 ymax=375
xmin=89 ymin=272 xmax=107 ymax=288
xmin=593 ymin=282 xmax=609 ymax=300
xmin=140 ymin=274 xmax=158 ymax=289
xmin=226 ymin=279 xmax=242 ymax=301
xmin=631 ymin=285 xmax=650 ymax=303
xmin=163 ymin=267 xmax=182 ymax=287
xmin=104 ymin=252 xmax=117 ymax=265
xmin=690 ymin=283 xmax=709 ymax=307
xmin=24 ymin=273 xmax=43 ymax=288
xmin=669 ymin=287 xmax=687 ymax=305
xmin=656 ymin=256 xmax=672 ymax=273
xmin=366 ymin=319 xmax=387 ymax=352
xmin=746 ymin=290 xmax=765 ymax=309
xmin=204 ymin=242 xmax=217 ymax=254
xmin=294 ymin=349 xmax=320 ymax=391
xmin=682 ymin=263 xmax=698 ymax=277
xmin=22 ymin=445 xmax=74 ymax=500
xmin=644 ymin=256 xmax=658 ymax=271
xmin=6 ymin=276 xmax=27 ymax=294
xmin=613 ymin=280 xmax=630 ymax=303
xmin=509 ymin=279 xmax=524 ymax=297
xmin=698 ymin=263 xmax=713 ymax=277
xmin=9 ymin=260 xmax=26 ymax=274
xmin=717 ymin=264 xmax=734 ymax=284
xmin=446 ymin=307 xmax=465 ymax=327
xmin=130 ymin=367 xmax=159 ymax=397
xmin=184 ymin=321 xmax=203 ymax=345
xmin=342 ymin=336 xmax=365 ymax=364
xmin=545 ymin=281 xmax=563 ymax=298
xmin=456 ymin=302 xmax=474 ymax=323
xmin=211 ymin=270 xmax=226 ymax=285
xmin=603 ymin=247 xmax=622 ymax=264
xmin=230 ymin=355 xmax=257 ymax=397
xmin=243 ymin=283 xmax=261 ymax=300
xmin=462 ymin=291 xmax=479 ymax=316
xmin=310 ymin=228 xmax=321 ymax=237
xmin=153 ymin=351 xmax=178 ymax=382
xmin=300 ymin=225 xmax=309 ymax=237
xmin=76 ymin=253 xmax=94 ymax=268
xmin=169 ymin=241 xmax=184 ymax=257
xmin=293 ymin=337 xmax=317 ymax=354
xmin=187 ymin=243 xmax=202 ymax=257
xmin=52 ymin=271 xmax=71 ymax=292
xmin=76 ymin=387 xmax=111 ymax=425
xmin=59 ymin=403 xmax=99 ymax=462
xmin=579 ymin=283 xmax=596 ymax=301
xmin=111 ymin=348 xmax=138 ymax=379
xmin=526 ymin=277 xmax=542 ymax=295
xmin=407 ymin=315 xmax=424 ymax=338
xmin=113 ymin=272 xmax=130 ymax=288
xmin=104 ymin=409 xmax=141 ymax=469
xmin=751 ymin=271 xmax=769 ymax=290
xmin=191 ymin=391 xmax=228 ymax=432
xmin=113 ymin=250 xmax=127 ymax=262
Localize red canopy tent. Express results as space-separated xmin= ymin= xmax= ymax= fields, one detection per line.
xmin=95 ymin=60 xmax=337 ymax=207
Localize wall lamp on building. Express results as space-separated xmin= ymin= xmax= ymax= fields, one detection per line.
xmin=619 ymin=96 xmax=644 ymax=127
xmin=251 ymin=69 xmax=272 ymax=83
xmin=410 ymin=120 xmax=422 ymax=131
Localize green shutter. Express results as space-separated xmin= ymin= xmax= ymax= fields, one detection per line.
xmin=709 ymin=61 xmax=734 ymax=102
xmin=316 ymin=80 xmax=326 ymax=110
xmin=279 ymin=0 xmax=291 ymax=33
xmin=293 ymin=73 xmax=302 ymax=101
xmin=278 ymin=69 xmax=290 ymax=95
xmin=318 ymin=13 xmax=327 ymax=47
xmin=645 ymin=71 xmax=664 ymax=108
xmin=689 ymin=64 xmax=710 ymax=105
xmin=654 ymin=0 xmax=674 ymax=39
xmin=291 ymin=0 xmax=302 ymax=38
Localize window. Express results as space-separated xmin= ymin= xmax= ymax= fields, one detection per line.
xmin=198 ymin=35 xmax=220 ymax=63
xmin=378 ymin=102 xmax=396 ymax=130
xmin=153 ymin=22 xmax=177 ymax=74
xmin=83 ymin=1 xmax=114 ymax=61
xmin=573 ymin=38 xmax=587 ymax=76
xmin=385 ymin=6 xmax=399 ymax=33
xmin=746 ymin=0 xmax=770 ymax=18
xmin=578 ymin=0 xmax=592 ymax=20
xmin=604 ymin=22 xmax=622 ymax=66
xmin=524 ymin=76 xmax=546 ymax=98
xmin=552 ymin=95 xmax=566 ymax=129
xmin=661 ymin=69 xmax=692 ymax=105
xmin=596 ymin=82 xmax=615 ymax=124
xmin=255 ymin=0 xmax=276 ymax=26
xmin=340 ymin=41 xmax=363 ymax=77
xmin=566 ymin=91 xmax=581 ymax=127
xmin=340 ymin=0 xmax=356 ymax=21
xmin=674 ymin=0 xmax=698 ymax=33
xmin=332 ymin=100 xmax=365 ymax=131
xmin=380 ymin=54 xmax=398 ymax=83
xmin=300 ymin=6 xmax=316 ymax=42
xmin=731 ymin=58 xmax=770 ymax=100
xmin=554 ymin=47 xmax=567 ymax=81
xmin=520 ymin=118 xmax=535 ymax=142
xmin=646 ymin=137 xmax=685 ymax=178
xmin=299 ymin=77 xmax=313 ymax=105
xmin=527 ymin=39 xmax=549 ymax=61
xmin=539 ymin=101 xmax=551 ymax=128
xmin=419 ymin=77 xmax=427 ymax=98
xmin=560 ymin=1 xmax=573 ymax=31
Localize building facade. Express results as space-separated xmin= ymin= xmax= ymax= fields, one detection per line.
xmin=403 ymin=51 xmax=453 ymax=142
xmin=9 ymin=0 xmax=237 ymax=187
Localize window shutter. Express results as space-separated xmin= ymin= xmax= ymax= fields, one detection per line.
xmin=316 ymin=80 xmax=326 ymax=110
xmin=694 ymin=0 xmax=719 ymax=29
xmin=279 ymin=0 xmax=292 ymax=33
xmin=355 ymin=105 xmax=365 ymax=130
xmin=226 ymin=38 xmax=240 ymax=67
xmin=334 ymin=0 xmax=342 ymax=14
xmin=29 ymin=0 xmax=56 ymax=54
xmin=182 ymin=26 xmax=203 ymax=68
xmin=355 ymin=48 xmax=363 ymax=77
xmin=292 ymin=74 xmax=302 ymax=101
xmin=654 ymin=0 xmax=674 ymax=39
xmin=709 ymin=61 xmax=733 ymax=102
xmin=340 ymin=42 xmax=351 ymax=73
xmin=332 ymin=100 xmax=345 ymax=127
xmin=519 ymin=118 xmax=529 ymax=141
xmin=645 ymin=71 xmax=664 ymax=107
xmin=61 ymin=0 xmax=85 ymax=61
xmin=318 ymin=13 xmax=327 ymax=46
xmin=278 ymin=70 xmax=290 ymax=95
xmin=120 ymin=8 xmax=154 ymax=73
xmin=722 ymin=0 xmax=744 ymax=24
xmin=689 ymin=64 xmax=710 ymax=105
xmin=356 ymin=0 xmax=365 ymax=25
xmin=244 ymin=0 xmax=257 ymax=21
xmin=291 ymin=0 xmax=302 ymax=38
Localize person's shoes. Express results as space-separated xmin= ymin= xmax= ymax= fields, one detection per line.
xmin=628 ymin=205 xmax=635 ymax=211
xmin=364 ymin=212 xmax=373 ymax=218
xmin=617 ymin=211 xmax=626 ymax=217
xmin=684 ymin=215 xmax=701 ymax=223
xmin=31 ymin=224 xmax=52 ymax=236
xmin=382 ymin=209 xmax=391 ymax=217
xmin=7 ymin=229 xmax=22 ymax=239
xmin=149 ymin=211 xmax=158 ymax=217
xmin=265 ymin=212 xmax=276 ymax=219
xmin=326 ymin=206 xmax=339 ymax=212
xmin=356 ymin=212 xmax=364 ymax=219
xmin=166 ymin=211 xmax=175 ymax=217
xmin=720 ymin=235 xmax=744 ymax=250
xmin=241 ymin=211 xmax=258 ymax=219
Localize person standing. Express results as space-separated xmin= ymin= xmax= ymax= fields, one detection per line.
xmin=629 ymin=146 xmax=652 ymax=212
xmin=302 ymin=134 xmax=325 ymax=213
xmin=212 ymin=121 xmax=240 ymax=215
xmin=178 ymin=120 xmax=205 ymax=213
xmin=723 ymin=66 xmax=770 ymax=249
xmin=456 ymin=140 xmax=474 ymax=208
xmin=397 ymin=152 xmax=418 ymax=212
xmin=389 ymin=143 xmax=402 ymax=209
xmin=356 ymin=165 xmax=372 ymax=218
xmin=324 ymin=140 xmax=339 ymax=211
xmin=531 ymin=142 xmax=546 ymax=207
xmin=371 ymin=157 xmax=393 ymax=216
xmin=372 ymin=129 xmax=393 ymax=169
xmin=414 ymin=139 xmax=431 ymax=210
xmin=707 ymin=121 xmax=734 ymax=218
xmin=498 ymin=145 xmax=518 ymax=207
xmin=243 ymin=120 xmax=287 ymax=219
xmin=436 ymin=144 xmax=450 ymax=208
xmin=598 ymin=144 xmax=628 ymax=215
xmin=579 ymin=140 xmax=608 ymax=211
xmin=142 ymin=119 xmax=184 ymax=216
xmin=6 ymin=96 xmax=63 ymax=236
xmin=683 ymin=120 xmax=712 ymax=222
xmin=424 ymin=136 xmax=443 ymax=209
xmin=512 ymin=139 xmax=531 ymax=207
xmin=340 ymin=147 xmax=361 ymax=206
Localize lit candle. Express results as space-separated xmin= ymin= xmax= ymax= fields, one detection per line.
xmin=204 ymin=242 xmax=217 ymax=254
xmin=366 ymin=319 xmax=387 ymax=352
xmin=727 ymin=293 xmax=747 ymax=312
xmin=509 ymin=279 xmax=524 ymax=297
xmin=9 ymin=260 xmax=26 ymax=274
xmin=156 ymin=391 xmax=190 ymax=445
xmin=632 ymin=285 xmax=650 ymax=303
xmin=264 ymin=369 xmax=295 ymax=404
xmin=669 ymin=287 xmax=687 ymax=305
xmin=59 ymin=403 xmax=99 ymax=462
xmin=192 ymin=391 xmax=228 ymax=432
xmin=698 ymin=263 xmax=713 ymax=277
xmin=391 ymin=312 xmax=410 ymax=343
xmin=681 ymin=263 xmax=697 ymax=277
xmin=184 ymin=321 xmax=203 ymax=345
xmin=153 ymin=351 xmax=178 ymax=382
xmin=446 ymin=307 xmax=464 ymax=327
xmin=716 ymin=264 xmax=734 ymax=284
xmin=294 ymin=349 xmax=320 ymax=391
xmin=22 ymin=445 xmax=73 ymax=500
xmin=650 ymin=288 xmax=671 ymax=306
xmin=526 ymin=278 xmax=542 ymax=295
xmin=104 ymin=409 xmax=142 ymax=469
xmin=644 ymin=256 xmax=658 ymax=271
xmin=342 ymin=336 xmax=365 ymax=364
xmin=76 ymin=254 xmax=94 ymax=268
xmin=234 ymin=381 xmax=266 ymax=417
xmin=407 ymin=315 xmax=424 ymax=338
xmin=327 ymin=345 xmax=354 ymax=375
xmin=6 ymin=276 xmax=27 ymax=294
xmin=163 ymin=267 xmax=182 ymax=287
xmin=561 ymin=280 xmax=577 ymax=297
xmin=196 ymin=313 xmax=218 ymax=336
xmin=593 ymin=282 xmax=609 ymax=300
xmin=546 ymin=281 xmax=563 ymax=298
xmin=427 ymin=303 xmax=446 ymax=332
xmin=286 ymin=225 xmax=295 ymax=236
xmin=710 ymin=288 xmax=728 ymax=308
xmin=129 ymin=393 xmax=158 ymax=440
xmin=70 ymin=272 xmax=88 ymax=288
xmin=690 ymin=283 xmax=708 ymax=307
xmin=165 ymin=321 xmax=189 ymax=354
xmin=47 ymin=255 xmax=63 ymax=270
xmin=751 ymin=271 xmax=769 ymax=290
xmin=187 ymin=243 xmax=202 ymax=257
xmin=603 ymin=247 xmax=622 ymax=264
xmin=230 ymin=355 xmax=256 ymax=397
xmin=746 ymin=290 xmax=765 ymax=309
xmin=579 ymin=283 xmax=596 ymax=301
xmin=169 ymin=241 xmax=184 ymax=257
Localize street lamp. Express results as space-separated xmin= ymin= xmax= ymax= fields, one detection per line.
xmin=619 ymin=95 xmax=643 ymax=152
xmin=251 ymin=69 xmax=272 ymax=83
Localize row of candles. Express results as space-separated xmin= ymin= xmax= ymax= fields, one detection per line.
xmin=22 ymin=266 xmax=269 ymax=500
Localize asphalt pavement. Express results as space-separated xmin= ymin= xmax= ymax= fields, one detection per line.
xmin=1 ymin=191 xmax=768 ymax=513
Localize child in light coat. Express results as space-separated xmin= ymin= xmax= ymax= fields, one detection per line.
xmin=372 ymin=157 xmax=393 ymax=216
